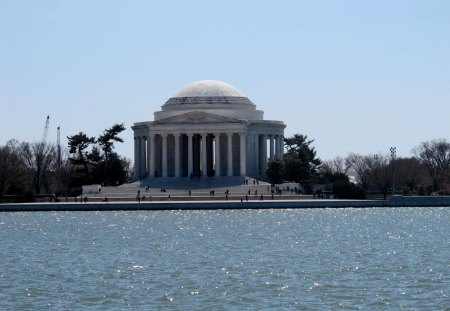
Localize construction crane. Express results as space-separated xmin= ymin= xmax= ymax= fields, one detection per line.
xmin=57 ymin=125 xmax=61 ymax=168
xmin=41 ymin=115 xmax=50 ymax=145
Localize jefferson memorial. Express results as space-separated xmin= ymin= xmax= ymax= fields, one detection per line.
xmin=132 ymin=80 xmax=286 ymax=180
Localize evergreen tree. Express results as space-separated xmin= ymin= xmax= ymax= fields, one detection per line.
xmin=97 ymin=123 xmax=126 ymax=185
xmin=266 ymin=158 xmax=283 ymax=184
xmin=67 ymin=132 xmax=96 ymax=184
xmin=282 ymin=134 xmax=321 ymax=193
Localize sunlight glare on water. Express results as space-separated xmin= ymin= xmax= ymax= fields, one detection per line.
xmin=0 ymin=208 xmax=449 ymax=310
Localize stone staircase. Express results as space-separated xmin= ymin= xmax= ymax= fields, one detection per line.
xmin=139 ymin=176 xmax=248 ymax=190
xmin=81 ymin=176 xmax=300 ymax=202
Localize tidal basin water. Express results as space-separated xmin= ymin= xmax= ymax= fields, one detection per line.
xmin=1 ymin=208 xmax=449 ymax=310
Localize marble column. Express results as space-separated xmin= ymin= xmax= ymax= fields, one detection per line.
xmin=140 ymin=136 xmax=146 ymax=178
xmin=149 ymin=134 xmax=155 ymax=177
xmin=278 ymin=135 xmax=284 ymax=157
xmin=161 ymin=133 xmax=167 ymax=177
xmin=275 ymin=135 xmax=280 ymax=158
xmin=146 ymin=134 xmax=151 ymax=177
xmin=260 ymin=134 xmax=267 ymax=176
xmin=227 ymin=133 xmax=233 ymax=176
xmin=215 ymin=133 xmax=221 ymax=177
xmin=201 ymin=133 xmax=207 ymax=177
xmin=254 ymin=134 xmax=259 ymax=175
xmin=187 ymin=133 xmax=193 ymax=177
xmin=240 ymin=133 xmax=247 ymax=176
xmin=174 ymin=133 xmax=181 ymax=177
xmin=269 ymin=135 xmax=274 ymax=160
xmin=207 ymin=135 xmax=213 ymax=176
xmin=134 ymin=137 xmax=139 ymax=180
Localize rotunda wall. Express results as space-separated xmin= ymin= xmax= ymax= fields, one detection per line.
xmin=154 ymin=107 xmax=264 ymax=121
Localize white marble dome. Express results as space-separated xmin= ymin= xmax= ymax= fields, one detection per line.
xmin=172 ymin=80 xmax=245 ymax=97
xmin=156 ymin=80 xmax=264 ymax=121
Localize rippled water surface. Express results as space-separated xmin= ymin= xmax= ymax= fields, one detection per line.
xmin=1 ymin=208 xmax=449 ymax=310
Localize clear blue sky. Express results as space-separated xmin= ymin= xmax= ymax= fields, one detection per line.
xmin=1 ymin=1 xmax=449 ymax=162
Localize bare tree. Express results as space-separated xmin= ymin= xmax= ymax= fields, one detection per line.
xmin=0 ymin=140 xmax=24 ymax=195
xmin=395 ymin=157 xmax=428 ymax=192
xmin=19 ymin=141 xmax=57 ymax=194
xmin=369 ymin=153 xmax=392 ymax=200
xmin=413 ymin=139 xmax=450 ymax=192
xmin=51 ymin=146 xmax=72 ymax=196
xmin=321 ymin=156 xmax=349 ymax=175
xmin=121 ymin=157 xmax=134 ymax=183
xmin=345 ymin=153 xmax=372 ymax=190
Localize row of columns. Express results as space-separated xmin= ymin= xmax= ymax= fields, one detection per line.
xmin=134 ymin=132 xmax=283 ymax=179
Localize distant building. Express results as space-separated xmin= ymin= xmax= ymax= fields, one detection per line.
xmin=132 ymin=80 xmax=286 ymax=180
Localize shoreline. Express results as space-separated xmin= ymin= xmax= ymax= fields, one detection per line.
xmin=1 ymin=196 xmax=450 ymax=212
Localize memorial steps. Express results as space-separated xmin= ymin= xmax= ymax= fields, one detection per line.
xmin=81 ymin=177 xmax=307 ymax=202
xmin=139 ymin=176 xmax=249 ymax=190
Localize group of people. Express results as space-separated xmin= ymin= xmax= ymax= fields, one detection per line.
xmin=76 ymin=196 xmax=88 ymax=203
xmin=243 ymin=178 xmax=260 ymax=186
xmin=136 ymin=189 xmax=153 ymax=203
xmin=240 ymin=193 xmax=272 ymax=202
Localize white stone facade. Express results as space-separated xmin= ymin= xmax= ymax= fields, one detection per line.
xmin=132 ymin=80 xmax=286 ymax=180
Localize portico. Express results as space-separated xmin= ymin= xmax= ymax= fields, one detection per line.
xmin=132 ymin=80 xmax=286 ymax=180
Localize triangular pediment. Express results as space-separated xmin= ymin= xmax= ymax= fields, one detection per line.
xmin=153 ymin=111 xmax=242 ymax=124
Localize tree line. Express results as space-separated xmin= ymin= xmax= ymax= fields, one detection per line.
xmin=2 ymin=126 xmax=450 ymax=201
xmin=0 ymin=123 xmax=131 ymax=200
xmin=266 ymin=135 xmax=450 ymax=199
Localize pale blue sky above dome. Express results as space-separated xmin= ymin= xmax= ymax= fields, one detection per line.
xmin=1 ymin=1 xmax=450 ymax=162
